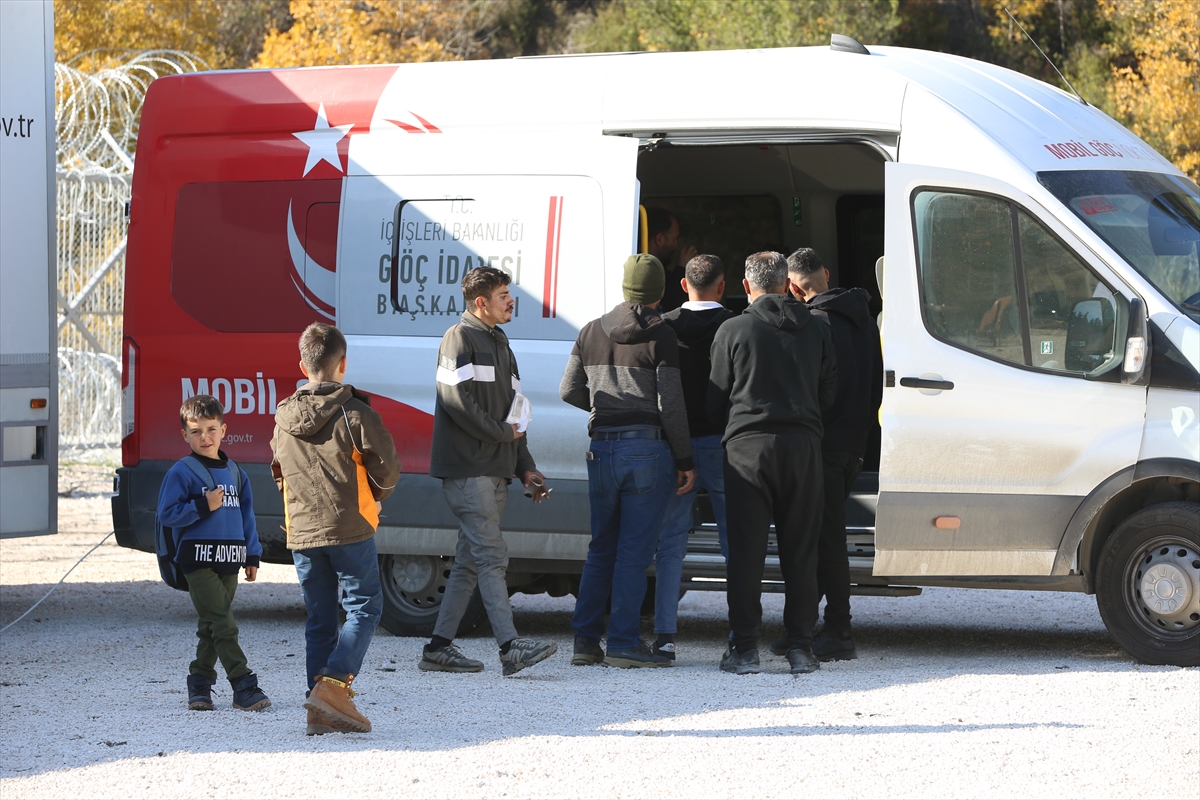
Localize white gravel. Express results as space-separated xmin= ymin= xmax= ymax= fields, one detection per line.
xmin=0 ymin=463 xmax=1197 ymax=799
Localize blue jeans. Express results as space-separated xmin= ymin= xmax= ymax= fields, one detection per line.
xmin=292 ymin=537 xmax=382 ymax=689
xmin=655 ymin=434 xmax=728 ymax=634
xmin=572 ymin=438 xmax=676 ymax=652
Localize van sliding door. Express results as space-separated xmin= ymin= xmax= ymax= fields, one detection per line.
xmin=876 ymin=163 xmax=1146 ymax=577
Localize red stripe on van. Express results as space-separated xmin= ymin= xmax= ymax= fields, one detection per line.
xmin=543 ymin=197 xmax=559 ymax=318
xmin=551 ymin=198 xmax=564 ymax=318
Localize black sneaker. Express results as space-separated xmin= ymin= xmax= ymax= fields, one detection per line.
xmin=603 ymin=640 xmax=671 ymax=668
xmin=812 ymin=629 xmax=857 ymax=661
xmin=420 ymin=643 xmax=485 ymax=673
xmin=768 ymin=636 xmax=791 ymax=657
xmin=571 ymin=636 xmax=604 ymax=666
xmin=186 ymin=674 xmax=214 ymax=711
xmin=230 ymin=670 xmax=271 ymax=711
xmin=500 ymin=638 xmax=558 ymax=676
xmin=653 ymin=641 xmax=676 ymax=661
xmin=786 ymin=646 xmax=820 ymax=674
xmin=719 ymin=644 xmax=760 ymax=675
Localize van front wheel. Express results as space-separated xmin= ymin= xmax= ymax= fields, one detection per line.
xmin=378 ymin=554 xmax=485 ymax=638
xmin=1095 ymin=502 xmax=1200 ymax=667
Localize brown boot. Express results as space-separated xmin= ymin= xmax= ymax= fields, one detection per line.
xmin=303 ymin=674 xmax=371 ymax=733
xmin=306 ymin=706 xmax=366 ymax=736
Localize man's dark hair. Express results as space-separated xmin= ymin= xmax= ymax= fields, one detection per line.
xmin=461 ymin=266 xmax=511 ymax=305
xmin=645 ymin=207 xmax=675 ymax=240
xmin=685 ymin=254 xmax=725 ymax=290
xmin=299 ymin=322 xmax=348 ymax=380
xmin=787 ymin=247 xmax=824 ymax=276
xmin=744 ymin=251 xmax=788 ymax=292
xmin=180 ymin=394 xmax=223 ymax=427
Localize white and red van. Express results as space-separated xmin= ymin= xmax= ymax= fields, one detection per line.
xmin=111 ymin=39 xmax=1200 ymax=665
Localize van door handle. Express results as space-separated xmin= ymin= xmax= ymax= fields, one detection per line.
xmin=899 ymin=377 xmax=955 ymax=390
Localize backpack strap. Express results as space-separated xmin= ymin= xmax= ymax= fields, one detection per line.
xmin=225 ymin=457 xmax=244 ymax=493
xmin=182 ymin=456 xmax=217 ymax=490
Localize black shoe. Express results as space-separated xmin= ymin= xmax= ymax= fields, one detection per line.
xmin=787 ymin=646 xmax=820 ymax=674
xmin=768 ymin=635 xmax=791 ymax=657
xmin=230 ymin=670 xmax=271 ymax=711
xmin=603 ymin=640 xmax=672 ymax=668
xmin=571 ymin=636 xmax=604 ymax=666
xmin=186 ymin=674 xmax=214 ymax=711
xmin=812 ymin=629 xmax=857 ymax=662
xmin=653 ymin=635 xmax=676 ymax=661
xmin=719 ymin=645 xmax=760 ymax=675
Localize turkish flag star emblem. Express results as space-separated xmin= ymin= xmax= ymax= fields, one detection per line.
xmin=293 ymin=102 xmax=353 ymax=177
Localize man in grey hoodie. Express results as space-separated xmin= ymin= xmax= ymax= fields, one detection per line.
xmin=708 ymin=251 xmax=837 ymax=676
xmin=560 ymin=254 xmax=695 ymax=668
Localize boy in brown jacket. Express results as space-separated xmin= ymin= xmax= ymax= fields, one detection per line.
xmin=271 ymin=323 xmax=400 ymax=735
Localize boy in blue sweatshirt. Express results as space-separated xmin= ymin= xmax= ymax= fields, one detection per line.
xmin=157 ymin=394 xmax=270 ymax=712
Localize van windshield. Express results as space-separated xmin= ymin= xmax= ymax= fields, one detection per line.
xmin=1038 ymin=170 xmax=1200 ymax=323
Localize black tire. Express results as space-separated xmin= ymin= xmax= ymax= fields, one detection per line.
xmin=1095 ymin=502 xmax=1200 ymax=667
xmin=378 ymin=554 xmax=485 ymax=638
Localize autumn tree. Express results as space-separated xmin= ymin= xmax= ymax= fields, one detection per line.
xmin=570 ymin=0 xmax=901 ymax=54
xmin=1102 ymin=0 xmax=1199 ymax=180
xmin=55 ymin=0 xmax=224 ymax=70
xmin=252 ymin=0 xmax=489 ymax=68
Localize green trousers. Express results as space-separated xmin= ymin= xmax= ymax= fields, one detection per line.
xmin=186 ymin=568 xmax=249 ymax=681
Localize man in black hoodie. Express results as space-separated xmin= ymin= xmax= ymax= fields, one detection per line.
xmin=655 ymin=254 xmax=736 ymax=660
xmin=560 ymin=254 xmax=695 ymax=668
xmin=772 ymin=248 xmax=884 ymax=662
xmin=708 ymin=251 xmax=837 ymax=675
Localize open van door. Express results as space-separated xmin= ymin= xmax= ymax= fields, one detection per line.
xmin=875 ymin=163 xmax=1147 ymax=577
xmin=337 ymin=132 xmax=639 ymax=479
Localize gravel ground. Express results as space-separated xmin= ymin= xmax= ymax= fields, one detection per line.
xmin=0 ymin=462 xmax=1197 ymax=799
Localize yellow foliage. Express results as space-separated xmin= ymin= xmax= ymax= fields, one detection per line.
xmin=55 ymin=0 xmax=223 ymax=70
xmin=1103 ymin=0 xmax=1200 ymax=180
xmin=253 ymin=0 xmax=483 ymax=68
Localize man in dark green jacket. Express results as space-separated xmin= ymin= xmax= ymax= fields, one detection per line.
xmin=420 ymin=266 xmax=557 ymax=677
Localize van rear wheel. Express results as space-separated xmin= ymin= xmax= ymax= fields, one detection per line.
xmin=378 ymin=554 xmax=485 ymax=638
xmin=1095 ymin=502 xmax=1200 ymax=667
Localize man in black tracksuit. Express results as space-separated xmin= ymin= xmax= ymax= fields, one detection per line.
xmin=777 ymin=248 xmax=883 ymax=661
xmin=708 ymin=251 xmax=837 ymax=675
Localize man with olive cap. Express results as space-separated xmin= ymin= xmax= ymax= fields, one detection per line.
xmin=560 ymin=254 xmax=696 ymax=668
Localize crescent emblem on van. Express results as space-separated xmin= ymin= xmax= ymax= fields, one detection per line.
xmin=286 ymin=200 xmax=336 ymax=321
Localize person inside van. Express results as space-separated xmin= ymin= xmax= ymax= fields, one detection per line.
xmin=645 ymin=207 xmax=698 ymax=312
xmin=775 ymin=248 xmax=883 ymax=662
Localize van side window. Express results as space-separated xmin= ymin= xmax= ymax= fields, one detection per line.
xmin=914 ymin=190 xmax=1121 ymax=377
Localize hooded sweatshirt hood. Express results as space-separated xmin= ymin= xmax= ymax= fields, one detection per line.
xmin=275 ymin=382 xmax=368 ymax=438
xmin=600 ymin=302 xmax=663 ymax=344
xmin=808 ymin=287 xmax=874 ymax=330
xmin=745 ymin=292 xmax=811 ymax=331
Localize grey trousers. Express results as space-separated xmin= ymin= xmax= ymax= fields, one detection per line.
xmin=433 ymin=476 xmax=519 ymax=646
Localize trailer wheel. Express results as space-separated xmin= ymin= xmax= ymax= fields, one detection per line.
xmin=1095 ymin=502 xmax=1200 ymax=667
xmin=378 ymin=554 xmax=484 ymax=638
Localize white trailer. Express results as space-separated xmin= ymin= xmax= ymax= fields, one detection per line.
xmin=0 ymin=0 xmax=57 ymax=537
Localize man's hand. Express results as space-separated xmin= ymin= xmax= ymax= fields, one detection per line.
xmin=375 ymin=500 xmax=383 ymax=515
xmin=677 ymin=469 xmax=696 ymax=495
xmin=679 ymin=243 xmax=699 ymax=266
xmin=244 ymin=565 xmax=258 ymax=582
xmin=204 ymin=486 xmax=225 ymax=511
xmin=511 ymin=423 xmax=525 ymax=440
xmin=521 ymin=469 xmax=550 ymax=504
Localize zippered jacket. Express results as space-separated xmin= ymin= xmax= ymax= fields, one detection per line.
xmin=157 ymin=451 xmax=261 ymax=575
xmin=431 ymin=311 xmax=536 ymax=480
xmin=661 ymin=304 xmax=737 ymax=438
xmin=271 ymin=382 xmax=401 ymax=550
xmin=806 ymin=287 xmax=884 ymax=455
xmin=708 ymin=292 xmax=838 ymax=444
xmin=559 ymin=301 xmax=694 ymax=471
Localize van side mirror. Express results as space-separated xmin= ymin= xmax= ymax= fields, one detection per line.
xmin=1065 ymin=298 xmax=1115 ymax=372
xmin=1121 ymin=297 xmax=1148 ymax=385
